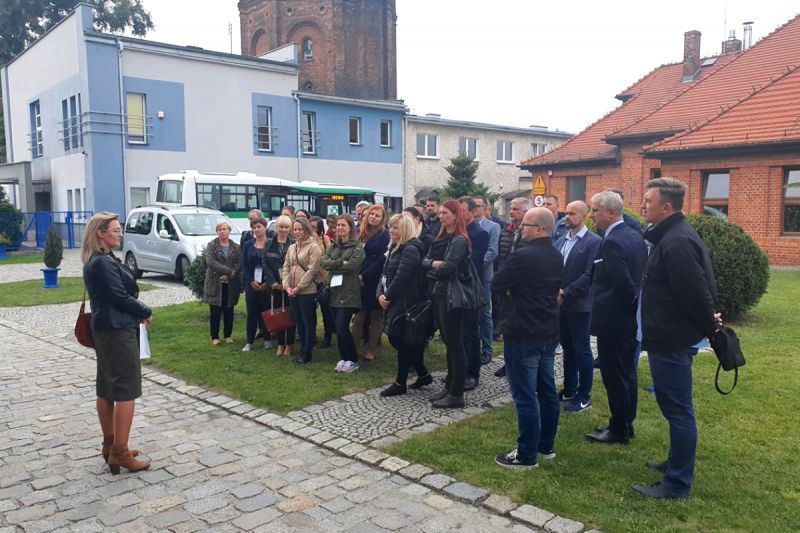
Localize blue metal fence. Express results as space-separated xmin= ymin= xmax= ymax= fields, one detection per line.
xmin=0 ymin=211 xmax=93 ymax=249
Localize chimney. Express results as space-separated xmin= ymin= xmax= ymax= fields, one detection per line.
xmin=743 ymin=21 xmax=754 ymax=50
xmin=683 ymin=30 xmax=701 ymax=80
xmin=722 ymin=29 xmax=743 ymax=55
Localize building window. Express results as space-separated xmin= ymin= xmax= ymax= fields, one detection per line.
xmin=349 ymin=116 xmax=361 ymax=145
xmin=530 ymin=143 xmax=547 ymax=157
xmin=126 ymin=93 xmax=147 ymax=144
xmin=130 ymin=187 xmax=150 ymax=208
xmin=650 ymin=168 xmax=662 ymax=179
xmin=783 ymin=168 xmax=800 ymax=234
xmin=567 ymin=176 xmax=587 ymax=203
xmin=497 ymin=140 xmax=513 ymax=163
xmin=302 ymin=37 xmax=313 ymax=60
xmin=303 ymin=80 xmax=314 ymax=92
xmin=416 ymin=133 xmax=438 ymax=158
xmin=256 ymin=106 xmax=272 ymax=151
xmin=74 ymin=188 xmax=82 ymax=211
xmin=61 ymin=95 xmax=82 ymax=151
xmin=29 ymin=100 xmax=43 ymax=157
xmin=702 ymin=171 xmax=730 ymax=218
xmin=459 ymin=137 xmax=478 ymax=159
xmin=67 ymin=189 xmax=74 ymax=211
xmin=380 ymin=120 xmax=392 ymax=147
xmin=302 ymin=111 xmax=317 ymax=154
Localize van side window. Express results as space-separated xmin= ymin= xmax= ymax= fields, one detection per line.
xmin=157 ymin=214 xmax=176 ymax=239
xmin=137 ymin=212 xmax=153 ymax=235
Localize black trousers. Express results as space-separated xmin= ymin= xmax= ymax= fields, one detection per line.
xmin=388 ymin=332 xmax=429 ymax=386
xmin=464 ymin=307 xmax=481 ymax=380
xmin=209 ymin=283 xmax=234 ymax=340
xmin=320 ymin=300 xmax=335 ymax=338
xmin=334 ymin=307 xmax=359 ymax=362
xmin=290 ymin=293 xmax=317 ymax=355
xmin=433 ymin=295 xmax=466 ymax=397
xmin=245 ymin=286 xmax=269 ymax=344
xmin=597 ymin=332 xmax=638 ymax=436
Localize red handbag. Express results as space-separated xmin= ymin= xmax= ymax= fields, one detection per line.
xmin=261 ymin=290 xmax=295 ymax=334
xmin=75 ymin=289 xmax=95 ymax=348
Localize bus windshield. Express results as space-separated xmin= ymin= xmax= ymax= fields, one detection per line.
xmin=172 ymin=214 xmax=241 ymax=236
xmin=157 ymin=180 xmax=183 ymax=204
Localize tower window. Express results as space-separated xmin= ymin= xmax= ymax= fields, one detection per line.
xmin=302 ymin=37 xmax=313 ymax=60
xmin=303 ymin=80 xmax=314 ymax=92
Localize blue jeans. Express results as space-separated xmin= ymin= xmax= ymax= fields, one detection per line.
xmin=504 ymin=337 xmax=560 ymax=462
xmin=559 ymin=312 xmax=593 ymax=402
xmin=290 ymin=294 xmax=317 ymax=354
xmin=479 ymin=281 xmax=493 ymax=357
xmin=648 ymin=347 xmax=698 ymax=497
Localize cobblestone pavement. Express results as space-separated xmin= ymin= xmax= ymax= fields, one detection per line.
xmin=0 ymin=322 xmax=560 ymax=533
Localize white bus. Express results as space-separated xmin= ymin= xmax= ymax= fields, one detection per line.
xmin=155 ymin=170 xmax=375 ymax=229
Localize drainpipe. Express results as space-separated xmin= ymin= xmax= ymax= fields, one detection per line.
xmin=401 ymin=112 xmax=407 ymax=208
xmin=116 ymin=38 xmax=129 ymax=216
xmin=293 ymin=92 xmax=302 ymax=182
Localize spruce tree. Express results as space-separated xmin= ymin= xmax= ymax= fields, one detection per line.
xmin=440 ymin=153 xmax=495 ymax=202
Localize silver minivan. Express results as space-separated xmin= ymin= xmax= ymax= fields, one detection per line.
xmin=122 ymin=205 xmax=241 ymax=280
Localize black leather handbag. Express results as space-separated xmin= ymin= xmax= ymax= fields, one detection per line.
xmin=404 ymin=300 xmax=435 ymax=347
xmin=710 ymin=325 xmax=746 ymax=394
xmin=447 ymin=260 xmax=488 ymax=310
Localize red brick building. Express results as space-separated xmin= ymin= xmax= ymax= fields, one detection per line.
xmin=522 ymin=18 xmax=800 ymax=265
xmin=238 ymin=0 xmax=397 ymax=100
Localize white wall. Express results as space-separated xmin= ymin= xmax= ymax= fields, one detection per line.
xmin=50 ymin=153 xmax=86 ymax=211
xmin=301 ymin=159 xmax=403 ymax=197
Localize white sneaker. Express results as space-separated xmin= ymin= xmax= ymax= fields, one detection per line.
xmin=335 ymin=360 xmax=345 ymax=372
xmin=263 ymin=340 xmax=273 ymax=349
xmin=341 ymin=361 xmax=359 ymax=373
xmin=242 ymin=344 xmax=252 ymax=352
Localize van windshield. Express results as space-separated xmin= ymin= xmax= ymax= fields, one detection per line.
xmin=172 ymin=214 xmax=241 ymax=236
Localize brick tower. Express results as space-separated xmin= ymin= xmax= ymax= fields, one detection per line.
xmin=239 ymin=0 xmax=397 ymax=100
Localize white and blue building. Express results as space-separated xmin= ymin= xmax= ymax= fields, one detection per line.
xmin=0 ymin=3 xmax=406 ymax=216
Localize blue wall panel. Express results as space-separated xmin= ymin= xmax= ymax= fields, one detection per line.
xmin=251 ymin=93 xmax=298 ymax=158
xmin=122 ymin=77 xmax=186 ymax=152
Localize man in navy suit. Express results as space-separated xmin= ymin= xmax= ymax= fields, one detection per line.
xmin=585 ymin=191 xmax=647 ymax=444
xmin=554 ymin=201 xmax=602 ymax=413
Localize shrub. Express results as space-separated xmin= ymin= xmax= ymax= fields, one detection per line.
xmin=0 ymin=232 xmax=9 ymax=245
xmin=183 ymin=252 xmax=207 ymax=300
xmin=0 ymin=203 xmax=24 ymax=249
xmin=686 ymin=214 xmax=769 ymax=321
xmin=43 ymin=226 xmax=63 ymax=268
xmin=585 ymin=208 xmax=644 ymax=233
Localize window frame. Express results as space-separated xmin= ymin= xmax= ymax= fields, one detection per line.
xmin=458 ymin=136 xmax=479 ymax=160
xmin=496 ymin=140 xmax=514 ymax=163
xmin=256 ymin=105 xmax=273 ymax=152
xmin=126 ymin=92 xmax=147 ymax=145
xmin=702 ymin=170 xmax=730 ymax=218
xmin=302 ymin=37 xmax=314 ymax=61
xmin=782 ymin=167 xmax=800 ymax=235
xmin=302 ymin=111 xmax=317 ymax=155
xmin=416 ymin=132 xmax=438 ymax=159
xmin=380 ymin=120 xmax=392 ymax=147
xmin=30 ymin=100 xmax=43 ymax=157
xmin=349 ymin=116 xmax=362 ymax=146
xmin=567 ymin=176 xmax=587 ymax=203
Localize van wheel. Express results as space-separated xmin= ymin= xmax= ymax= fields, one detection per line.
xmin=126 ymin=252 xmax=143 ymax=279
xmin=176 ymin=255 xmax=191 ymax=281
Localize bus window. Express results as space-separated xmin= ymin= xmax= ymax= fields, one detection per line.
xmin=220 ymin=185 xmax=257 ymax=214
xmin=197 ymin=184 xmax=220 ymax=210
xmin=156 ymin=180 xmax=183 ymax=204
xmin=286 ymin=193 xmax=312 ymax=214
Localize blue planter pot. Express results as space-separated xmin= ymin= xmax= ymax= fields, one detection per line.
xmin=41 ymin=267 xmax=61 ymax=289
xmin=0 ymin=244 xmax=6 ymax=260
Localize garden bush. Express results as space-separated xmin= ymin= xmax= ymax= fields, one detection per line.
xmin=43 ymin=226 xmax=63 ymax=268
xmin=183 ymin=252 xmax=206 ymax=300
xmin=0 ymin=203 xmax=24 ymax=249
xmin=686 ymin=214 xmax=769 ymax=321
xmin=585 ymin=207 xmax=644 ymax=233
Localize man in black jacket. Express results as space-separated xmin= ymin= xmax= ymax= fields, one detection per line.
xmin=632 ymin=177 xmax=719 ymax=500
xmin=585 ymin=190 xmax=647 ymax=445
xmin=492 ymin=207 xmax=562 ymax=469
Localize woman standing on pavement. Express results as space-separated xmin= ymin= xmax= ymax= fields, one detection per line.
xmin=310 ymin=216 xmax=335 ymax=347
xmin=241 ymin=217 xmax=271 ymax=352
xmin=320 ymin=214 xmax=365 ymax=373
xmin=82 ymin=212 xmax=152 ymax=474
xmin=423 ymin=200 xmax=472 ymax=408
xmin=203 ymin=222 xmax=241 ymax=345
xmin=282 ymin=217 xmax=322 ymax=364
xmin=378 ymin=215 xmax=432 ymax=396
xmin=351 ymin=204 xmax=389 ymax=361
xmin=263 ymin=215 xmax=295 ymax=356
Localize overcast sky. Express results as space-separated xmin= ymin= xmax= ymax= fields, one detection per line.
xmin=141 ymin=0 xmax=797 ymax=134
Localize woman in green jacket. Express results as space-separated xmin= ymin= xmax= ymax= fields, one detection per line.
xmin=320 ymin=214 xmax=365 ymax=373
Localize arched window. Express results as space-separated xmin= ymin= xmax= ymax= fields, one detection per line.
xmin=302 ymin=37 xmax=313 ymax=60
xmin=252 ymin=30 xmax=268 ymax=56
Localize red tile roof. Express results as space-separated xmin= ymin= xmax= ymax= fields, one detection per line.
xmin=522 ymin=56 xmax=735 ymax=167
xmin=646 ymin=63 xmax=800 ymax=153
xmin=609 ymin=15 xmax=800 ymax=141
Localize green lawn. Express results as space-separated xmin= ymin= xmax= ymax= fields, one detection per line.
xmin=0 ymin=277 xmax=156 ymax=307
xmin=147 ymin=301 xmax=448 ymax=413
xmin=0 ymin=253 xmax=45 ymax=265
xmin=387 ymin=270 xmax=800 ymax=533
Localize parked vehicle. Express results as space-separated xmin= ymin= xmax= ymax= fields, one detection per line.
xmin=122 ymin=205 xmax=240 ymax=280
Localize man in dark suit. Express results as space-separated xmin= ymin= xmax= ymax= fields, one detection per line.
xmin=459 ymin=197 xmax=489 ymax=391
xmin=554 ymin=201 xmax=602 ymax=413
xmin=585 ymin=191 xmax=647 ymax=444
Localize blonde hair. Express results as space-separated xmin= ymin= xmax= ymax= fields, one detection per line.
xmin=275 ymin=215 xmax=293 ymax=229
xmin=215 ymin=221 xmax=232 ymax=231
xmin=386 ymin=214 xmax=415 ymax=258
xmin=81 ymin=211 xmax=119 ymax=265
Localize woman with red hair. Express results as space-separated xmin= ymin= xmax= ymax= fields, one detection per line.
xmin=423 ymin=199 xmax=472 ymax=408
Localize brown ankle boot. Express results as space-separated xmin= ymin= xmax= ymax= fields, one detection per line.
xmin=102 ymin=436 xmax=140 ymax=463
xmin=108 ymin=444 xmax=150 ymax=475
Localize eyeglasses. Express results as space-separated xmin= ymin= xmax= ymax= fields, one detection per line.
xmin=104 ymin=228 xmax=123 ymax=234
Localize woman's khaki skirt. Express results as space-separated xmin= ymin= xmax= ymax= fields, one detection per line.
xmin=93 ymin=328 xmax=142 ymax=401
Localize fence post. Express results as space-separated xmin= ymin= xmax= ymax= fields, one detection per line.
xmin=66 ymin=211 xmax=74 ymax=249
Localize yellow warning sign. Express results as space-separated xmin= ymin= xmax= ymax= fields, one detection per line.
xmin=533 ymin=176 xmax=547 ymax=195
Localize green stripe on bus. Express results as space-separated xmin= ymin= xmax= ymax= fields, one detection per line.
xmin=224 ymin=212 xmax=249 ymax=218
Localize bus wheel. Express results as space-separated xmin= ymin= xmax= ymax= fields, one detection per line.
xmin=126 ymin=252 xmax=143 ymax=279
